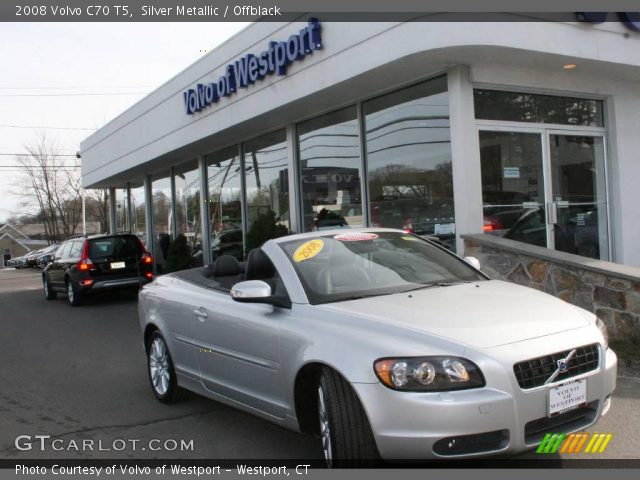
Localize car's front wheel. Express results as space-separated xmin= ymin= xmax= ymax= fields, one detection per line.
xmin=147 ymin=331 xmax=186 ymax=404
xmin=318 ymin=368 xmax=380 ymax=466
xmin=43 ymin=274 xmax=57 ymax=300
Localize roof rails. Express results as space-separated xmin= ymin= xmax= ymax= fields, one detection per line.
xmin=66 ymin=234 xmax=88 ymax=240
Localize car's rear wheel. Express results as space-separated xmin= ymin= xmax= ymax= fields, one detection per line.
xmin=43 ymin=275 xmax=57 ymax=300
xmin=66 ymin=279 xmax=82 ymax=306
xmin=318 ymin=368 xmax=380 ymax=466
xmin=147 ymin=331 xmax=186 ymax=404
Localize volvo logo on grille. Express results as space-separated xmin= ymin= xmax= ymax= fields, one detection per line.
xmin=544 ymin=349 xmax=577 ymax=385
xmin=557 ymin=359 xmax=569 ymax=372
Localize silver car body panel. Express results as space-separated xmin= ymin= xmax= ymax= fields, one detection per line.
xmin=138 ymin=228 xmax=617 ymax=459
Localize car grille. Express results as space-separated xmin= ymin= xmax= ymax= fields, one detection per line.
xmin=513 ymin=343 xmax=600 ymax=389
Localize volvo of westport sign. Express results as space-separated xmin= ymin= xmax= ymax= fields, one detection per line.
xmin=182 ymin=19 xmax=323 ymax=115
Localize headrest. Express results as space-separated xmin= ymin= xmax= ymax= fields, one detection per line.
xmin=213 ymin=255 xmax=241 ymax=277
xmin=245 ymin=248 xmax=276 ymax=280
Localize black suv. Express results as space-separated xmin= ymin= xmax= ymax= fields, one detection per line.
xmin=42 ymin=234 xmax=153 ymax=306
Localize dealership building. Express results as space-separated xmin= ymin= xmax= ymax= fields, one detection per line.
xmin=81 ymin=18 xmax=640 ymax=270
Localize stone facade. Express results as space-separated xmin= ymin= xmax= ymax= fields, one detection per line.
xmin=463 ymin=235 xmax=640 ymax=341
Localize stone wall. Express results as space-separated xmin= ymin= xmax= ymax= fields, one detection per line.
xmin=462 ymin=234 xmax=640 ymax=340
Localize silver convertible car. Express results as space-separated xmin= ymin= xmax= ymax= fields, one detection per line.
xmin=138 ymin=229 xmax=616 ymax=463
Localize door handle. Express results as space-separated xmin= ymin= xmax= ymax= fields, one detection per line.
xmin=193 ymin=308 xmax=208 ymax=320
xmin=546 ymin=202 xmax=558 ymax=225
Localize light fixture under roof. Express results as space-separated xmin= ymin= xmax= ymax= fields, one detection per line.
xmin=563 ymin=63 xmax=577 ymax=70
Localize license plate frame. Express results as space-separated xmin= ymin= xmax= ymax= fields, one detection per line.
xmin=548 ymin=378 xmax=587 ymax=417
xmin=110 ymin=261 xmax=126 ymax=270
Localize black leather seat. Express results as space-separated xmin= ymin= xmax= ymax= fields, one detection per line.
xmin=212 ymin=255 xmax=242 ymax=290
xmin=245 ymin=249 xmax=277 ymax=290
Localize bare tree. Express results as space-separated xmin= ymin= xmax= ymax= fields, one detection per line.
xmin=13 ymin=132 xmax=82 ymax=243
xmin=85 ymin=189 xmax=110 ymax=233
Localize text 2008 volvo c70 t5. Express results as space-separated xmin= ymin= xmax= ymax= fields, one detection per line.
xmin=138 ymin=229 xmax=616 ymax=463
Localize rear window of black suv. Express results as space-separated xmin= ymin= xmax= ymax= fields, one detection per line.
xmin=88 ymin=236 xmax=142 ymax=259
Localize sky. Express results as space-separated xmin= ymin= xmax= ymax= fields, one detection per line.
xmin=0 ymin=22 xmax=249 ymax=223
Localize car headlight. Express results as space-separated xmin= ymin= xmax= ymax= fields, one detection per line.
xmin=596 ymin=317 xmax=609 ymax=349
xmin=374 ymin=357 xmax=485 ymax=391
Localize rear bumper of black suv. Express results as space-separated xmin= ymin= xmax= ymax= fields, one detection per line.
xmin=77 ymin=276 xmax=151 ymax=292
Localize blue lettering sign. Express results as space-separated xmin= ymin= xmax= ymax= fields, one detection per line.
xmin=183 ymin=19 xmax=322 ymax=115
xmin=619 ymin=12 xmax=640 ymax=32
xmin=577 ymin=12 xmax=640 ymax=32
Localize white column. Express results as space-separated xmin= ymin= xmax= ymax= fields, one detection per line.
xmin=198 ymin=156 xmax=211 ymax=265
xmin=108 ymin=187 xmax=117 ymax=235
xmin=286 ymin=124 xmax=300 ymax=233
xmin=144 ymin=176 xmax=154 ymax=260
xmin=170 ymin=168 xmax=178 ymax=239
xmin=447 ymin=66 xmax=484 ymax=253
xmin=126 ymin=184 xmax=133 ymax=232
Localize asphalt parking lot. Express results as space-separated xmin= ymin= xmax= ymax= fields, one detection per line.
xmin=0 ymin=268 xmax=638 ymax=462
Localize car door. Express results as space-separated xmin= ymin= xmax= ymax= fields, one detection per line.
xmin=194 ymin=279 xmax=289 ymax=419
xmin=65 ymin=240 xmax=84 ymax=280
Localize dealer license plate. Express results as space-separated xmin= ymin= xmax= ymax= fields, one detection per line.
xmin=548 ymin=379 xmax=587 ymax=416
xmin=110 ymin=261 xmax=126 ymax=270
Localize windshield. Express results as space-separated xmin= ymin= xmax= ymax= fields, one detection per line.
xmin=279 ymin=231 xmax=485 ymax=304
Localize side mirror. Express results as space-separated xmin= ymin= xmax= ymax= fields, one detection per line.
xmin=464 ymin=256 xmax=481 ymax=270
xmin=230 ymin=280 xmax=291 ymax=309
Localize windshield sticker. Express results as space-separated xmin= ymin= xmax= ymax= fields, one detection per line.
xmin=293 ymin=239 xmax=324 ymax=263
xmin=401 ymin=235 xmax=419 ymax=241
xmin=333 ymin=232 xmax=379 ymax=242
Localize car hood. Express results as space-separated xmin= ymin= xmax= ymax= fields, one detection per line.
xmin=318 ymin=280 xmax=592 ymax=349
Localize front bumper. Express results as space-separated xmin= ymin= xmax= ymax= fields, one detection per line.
xmin=353 ymin=345 xmax=617 ymax=459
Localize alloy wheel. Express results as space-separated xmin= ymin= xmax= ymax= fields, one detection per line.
xmin=149 ymin=337 xmax=170 ymax=396
xmin=67 ymin=282 xmax=74 ymax=303
xmin=318 ymin=386 xmax=332 ymax=465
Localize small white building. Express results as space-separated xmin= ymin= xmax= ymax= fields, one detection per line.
xmin=80 ymin=17 xmax=640 ymax=267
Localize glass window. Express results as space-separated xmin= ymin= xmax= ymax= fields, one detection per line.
xmin=129 ymin=185 xmax=147 ymax=248
xmin=88 ymin=236 xmax=142 ymax=259
xmin=364 ymin=76 xmax=456 ymax=250
xmin=297 ymin=107 xmax=362 ymax=232
xmin=207 ymin=146 xmax=244 ymax=262
xmin=151 ymin=176 xmax=172 ymax=273
xmin=244 ymin=130 xmax=290 ymax=252
xmin=174 ymin=161 xmax=201 ymax=257
xmin=114 ymin=188 xmax=129 ymax=233
xmin=69 ymin=241 xmax=83 ymax=258
xmin=474 ymin=90 xmax=604 ymax=127
xmin=480 ymin=131 xmax=545 ymax=241
xmin=57 ymin=242 xmax=72 ymax=259
xmin=548 ymin=135 xmax=608 ymax=260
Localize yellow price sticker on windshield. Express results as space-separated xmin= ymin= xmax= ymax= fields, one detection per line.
xmin=293 ymin=239 xmax=324 ymax=263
